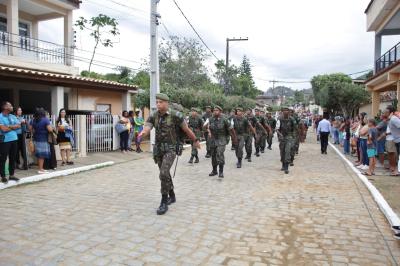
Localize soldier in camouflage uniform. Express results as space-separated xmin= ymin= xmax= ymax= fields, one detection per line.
xmin=229 ymin=109 xmax=237 ymax=151
xmin=266 ymin=111 xmax=277 ymax=150
xmin=140 ymin=93 xmax=200 ymax=215
xmin=277 ymin=106 xmax=296 ymax=174
xmin=233 ymin=107 xmax=256 ymax=168
xmin=259 ymin=110 xmax=268 ymax=153
xmin=188 ymin=108 xmax=203 ymax=164
xmin=290 ymin=109 xmax=300 ymax=166
xmin=202 ymin=106 xmax=213 ymax=158
xmin=245 ymin=108 xmax=256 ymax=162
xmin=254 ymin=108 xmax=270 ymax=157
xmin=205 ymin=105 xmax=237 ymax=178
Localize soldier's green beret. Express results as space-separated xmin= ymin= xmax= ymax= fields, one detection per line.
xmin=214 ymin=105 xmax=223 ymax=111
xmin=254 ymin=108 xmax=260 ymax=111
xmin=205 ymin=106 xmax=212 ymax=109
xmin=247 ymin=107 xmax=253 ymax=111
xmin=191 ymin=107 xmax=198 ymax=112
xmin=156 ymin=93 xmax=169 ymax=101
xmin=281 ymin=106 xmax=290 ymax=111
xmin=236 ymin=107 xmax=243 ymax=112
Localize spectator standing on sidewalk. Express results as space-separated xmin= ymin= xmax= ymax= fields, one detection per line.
xmin=385 ymin=105 xmax=400 ymax=175
xmin=118 ymin=111 xmax=131 ymax=153
xmin=376 ymin=115 xmax=388 ymax=168
xmin=56 ymin=108 xmax=74 ymax=166
xmin=127 ymin=111 xmax=135 ymax=151
xmin=29 ymin=108 xmax=53 ymax=174
xmin=134 ymin=110 xmax=144 ymax=153
xmin=364 ymin=119 xmax=378 ymax=176
xmin=15 ymin=107 xmax=28 ymax=170
xmin=317 ymin=113 xmax=331 ymax=154
xmin=0 ymin=102 xmax=20 ymax=183
xmin=385 ymin=124 xmax=398 ymax=175
xmin=343 ymin=118 xmax=351 ymax=155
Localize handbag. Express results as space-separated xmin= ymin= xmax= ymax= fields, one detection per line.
xmin=48 ymin=131 xmax=58 ymax=145
xmin=115 ymin=123 xmax=128 ymax=134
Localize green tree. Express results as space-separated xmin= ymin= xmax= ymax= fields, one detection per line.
xmin=294 ymin=91 xmax=305 ymax=104
xmin=311 ymin=73 xmax=352 ymax=105
xmin=75 ymin=14 xmax=120 ymax=74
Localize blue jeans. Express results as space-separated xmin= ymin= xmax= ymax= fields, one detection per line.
xmin=333 ymin=128 xmax=340 ymax=144
xmin=343 ymin=139 xmax=350 ymax=154
xmin=359 ymin=138 xmax=369 ymax=166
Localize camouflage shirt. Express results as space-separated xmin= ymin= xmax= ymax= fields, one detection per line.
xmin=278 ymin=116 xmax=296 ymax=138
xmin=146 ymin=109 xmax=185 ymax=145
xmin=267 ymin=117 xmax=277 ymax=131
xmin=209 ymin=115 xmax=232 ymax=146
xmin=188 ymin=114 xmax=204 ymax=138
xmin=233 ymin=116 xmax=250 ymax=136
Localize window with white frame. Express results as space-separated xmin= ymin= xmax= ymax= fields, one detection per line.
xmin=0 ymin=17 xmax=30 ymax=36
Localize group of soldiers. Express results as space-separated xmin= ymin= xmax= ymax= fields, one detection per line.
xmin=139 ymin=93 xmax=305 ymax=215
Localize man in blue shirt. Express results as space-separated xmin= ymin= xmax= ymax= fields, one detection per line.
xmin=0 ymin=102 xmax=21 ymax=183
xmin=317 ymin=113 xmax=331 ymax=155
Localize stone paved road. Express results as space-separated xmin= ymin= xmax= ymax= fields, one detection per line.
xmin=1 ymin=136 xmax=400 ymax=266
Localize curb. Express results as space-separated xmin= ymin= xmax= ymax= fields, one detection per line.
xmin=329 ymin=142 xmax=400 ymax=230
xmin=0 ymin=161 xmax=115 ymax=191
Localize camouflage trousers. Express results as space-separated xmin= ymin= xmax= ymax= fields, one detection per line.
xmin=291 ymin=135 xmax=300 ymax=159
xmin=245 ymin=134 xmax=253 ymax=156
xmin=191 ymin=141 xmax=198 ymax=157
xmin=210 ymin=144 xmax=226 ymax=166
xmin=267 ymin=131 xmax=274 ymax=147
xmin=279 ymin=137 xmax=293 ymax=164
xmin=235 ymin=135 xmax=245 ymax=159
xmin=254 ymin=131 xmax=263 ymax=150
xmin=155 ymin=150 xmax=176 ymax=195
xmin=260 ymin=133 xmax=267 ymax=151
xmin=204 ymin=132 xmax=211 ymax=155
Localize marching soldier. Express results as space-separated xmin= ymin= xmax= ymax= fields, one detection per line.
xmin=229 ymin=109 xmax=237 ymax=151
xmin=254 ymin=108 xmax=270 ymax=157
xmin=290 ymin=109 xmax=300 ymax=165
xmin=205 ymin=105 xmax=237 ymax=178
xmin=202 ymin=106 xmax=213 ymax=158
xmin=139 ymin=93 xmax=200 ymax=215
xmin=277 ymin=106 xmax=296 ymax=174
xmin=245 ymin=108 xmax=256 ymax=162
xmin=266 ymin=111 xmax=277 ymax=150
xmin=233 ymin=107 xmax=256 ymax=168
xmin=188 ymin=108 xmax=203 ymax=164
xmin=259 ymin=110 xmax=267 ymax=153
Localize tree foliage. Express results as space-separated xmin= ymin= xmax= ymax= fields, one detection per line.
xmin=311 ymin=73 xmax=370 ymax=116
xmin=75 ymin=14 xmax=120 ymax=74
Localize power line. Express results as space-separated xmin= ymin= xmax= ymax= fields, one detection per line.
xmin=172 ymin=0 xmax=220 ymax=61
xmin=105 ymin=0 xmax=147 ymax=14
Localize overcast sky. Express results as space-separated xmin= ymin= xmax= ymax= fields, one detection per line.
xmin=40 ymin=0 xmax=400 ymax=91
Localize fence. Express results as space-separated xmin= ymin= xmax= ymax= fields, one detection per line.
xmin=376 ymin=41 xmax=400 ymax=73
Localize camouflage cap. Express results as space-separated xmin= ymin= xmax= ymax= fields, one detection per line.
xmin=156 ymin=93 xmax=169 ymax=101
xmin=214 ymin=105 xmax=223 ymax=111
xmin=246 ymin=107 xmax=253 ymax=111
xmin=281 ymin=106 xmax=290 ymax=111
xmin=236 ymin=107 xmax=243 ymax=112
xmin=254 ymin=108 xmax=260 ymax=111
xmin=191 ymin=107 xmax=198 ymax=112
xmin=205 ymin=106 xmax=212 ymax=109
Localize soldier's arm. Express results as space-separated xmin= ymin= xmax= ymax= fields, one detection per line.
xmin=181 ymin=123 xmax=201 ymax=149
xmin=249 ymin=123 xmax=256 ymax=135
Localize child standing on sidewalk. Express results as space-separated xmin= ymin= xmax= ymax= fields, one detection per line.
xmin=365 ymin=119 xmax=378 ymax=176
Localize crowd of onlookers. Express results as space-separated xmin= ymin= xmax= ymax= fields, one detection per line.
xmin=115 ymin=110 xmax=144 ymax=153
xmin=314 ymin=105 xmax=400 ymax=177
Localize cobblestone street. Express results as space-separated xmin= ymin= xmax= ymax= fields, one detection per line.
xmin=1 ymin=137 xmax=400 ymax=266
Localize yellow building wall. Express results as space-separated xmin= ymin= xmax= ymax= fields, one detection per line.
xmin=77 ymin=89 xmax=124 ymax=115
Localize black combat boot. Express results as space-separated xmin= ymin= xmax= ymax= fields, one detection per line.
xmin=188 ymin=156 xmax=194 ymax=164
xmin=218 ymin=164 xmax=224 ymax=178
xmin=281 ymin=163 xmax=285 ymax=171
xmin=209 ymin=166 xmax=218 ymax=176
xmin=247 ymin=155 xmax=252 ymax=162
xmin=194 ymin=155 xmax=199 ymax=163
xmin=205 ymin=153 xmax=211 ymax=158
xmin=157 ymin=195 xmax=169 ymax=215
xmin=237 ymin=158 xmax=242 ymax=168
xmin=255 ymin=148 xmax=260 ymax=157
xmin=284 ymin=163 xmax=289 ymax=174
xmin=244 ymin=154 xmax=249 ymax=160
xmin=167 ymin=190 xmax=176 ymax=205
xmin=261 ymin=148 xmax=265 ymax=153
xmin=268 ymin=145 xmax=272 ymax=150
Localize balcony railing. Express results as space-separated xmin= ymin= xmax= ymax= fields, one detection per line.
xmin=0 ymin=31 xmax=67 ymax=65
xmin=376 ymin=41 xmax=400 ymax=73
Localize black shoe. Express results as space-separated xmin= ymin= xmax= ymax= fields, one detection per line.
xmin=237 ymin=159 xmax=242 ymax=168
xmin=9 ymin=176 xmax=19 ymax=182
xmin=281 ymin=163 xmax=285 ymax=171
xmin=244 ymin=155 xmax=250 ymax=160
xmin=248 ymin=157 xmax=252 ymax=162
xmin=194 ymin=156 xmax=199 ymax=163
xmin=261 ymin=149 xmax=265 ymax=153
xmin=268 ymin=146 xmax=272 ymax=150
xmin=256 ymin=153 xmax=260 ymax=157
xmin=205 ymin=153 xmax=211 ymax=158
xmin=231 ymin=147 xmax=235 ymax=151
xmin=188 ymin=156 xmax=194 ymax=164
xmin=284 ymin=163 xmax=289 ymax=174
xmin=157 ymin=195 xmax=168 ymax=215
xmin=290 ymin=162 xmax=294 ymax=167
xmin=167 ymin=190 xmax=176 ymax=205
xmin=218 ymin=165 xmax=224 ymax=178
xmin=1 ymin=177 xmax=8 ymax=184
xmin=209 ymin=166 xmax=218 ymax=176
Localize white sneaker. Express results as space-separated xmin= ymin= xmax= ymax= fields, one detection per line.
xmin=356 ymin=164 xmax=364 ymax=169
xmin=362 ymin=165 xmax=369 ymax=170
xmin=38 ymin=170 xmax=49 ymax=174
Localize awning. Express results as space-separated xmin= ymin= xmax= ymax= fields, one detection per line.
xmin=0 ymin=66 xmax=138 ymax=93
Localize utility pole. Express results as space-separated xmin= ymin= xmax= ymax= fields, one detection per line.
xmin=224 ymin=37 xmax=248 ymax=95
xmin=150 ymin=0 xmax=160 ymax=149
